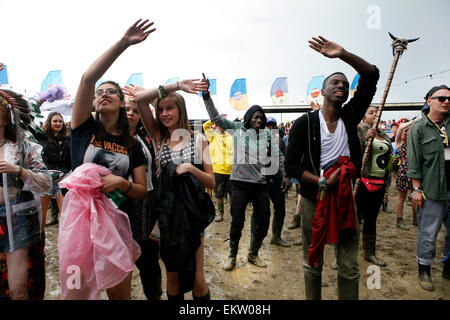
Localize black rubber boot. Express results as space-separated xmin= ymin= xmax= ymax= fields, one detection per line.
xmin=304 ymin=272 xmax=322 ymax=300
xmin=443 ymin=259 xmax=450 ymax=280
xmin=223 ymin=242 xmax=238 ymax=271
xmin=247 ymin=237 xmax=266 ymax=268
xmin=270 ymin=215 xmax=291 ymax=247
xmin=193 ymin=289 xmax=211 ymax=300
xmin=337 ymin=275 xmax=359 ymax=300
xmin=418 ymin=263 xmax=434 ymax=291
xmin=363 ymin=233 xmax=386 ymax=267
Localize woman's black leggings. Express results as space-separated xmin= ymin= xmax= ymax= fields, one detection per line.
xmin=356 ymin=182 xmax=386 ymax=235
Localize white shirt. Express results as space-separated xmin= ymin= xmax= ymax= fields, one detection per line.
xmin=319 ymin=110 xmax=350 ymax=170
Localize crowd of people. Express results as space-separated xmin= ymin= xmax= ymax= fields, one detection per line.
xmin=0 ymin=19 xmax=449 ymax=300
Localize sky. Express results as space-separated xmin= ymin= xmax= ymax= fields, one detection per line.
xmin=1 ymin=0 xmax=449 ymax=123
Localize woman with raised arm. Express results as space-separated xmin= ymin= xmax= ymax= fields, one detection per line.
xmin=0 ymin=89 xmax=52 ymax=300
xmin=68 ymin=19 xmax=154 ymax=300
xmin=132 ymin=79 xmax=215 ymax=300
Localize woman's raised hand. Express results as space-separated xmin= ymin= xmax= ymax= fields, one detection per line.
xmin=122 ymin=19 xmax=156 ymax=46
xmin=309 ymin=36 xmax=344 ymax=59
xmin=178 ymin=79 xmax=209 ymax=94
xmin=123 ymin=84 xmax=144 ymax=98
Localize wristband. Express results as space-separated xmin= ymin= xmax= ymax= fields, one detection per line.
xmin=319 ymin=177 xmax=328 ymax=190
xmin=124 ymin=181 xmax=133 ymax=194
xmin=413 ymin=187 xmax=422 ymax=193
xmin=176 ymin=81 xmax=180 ymax=90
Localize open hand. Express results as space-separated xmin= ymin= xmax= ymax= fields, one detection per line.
xmin=123 ymin=84 xmax=144 ymax=98
xmin=178 ymin=79 xmax=209 ymax=94
xmin=309 ymin=36 xmax=344 ymax=58
xmin=122 ymin=19 xmax=156 ymax=46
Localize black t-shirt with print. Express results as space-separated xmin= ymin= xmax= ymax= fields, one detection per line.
xmin=436 ymin=120 xmax=450 ymax=190
xmin=70 ymin=116 xmax=146 ymax=212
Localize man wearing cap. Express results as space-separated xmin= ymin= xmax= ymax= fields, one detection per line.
xmin=407 ymin=85 xmax=450 ymax=291
xmin=285 ymin=36 xmax=379 ymax=300
xmin=201 ymin=85 xmax=289 ymax=271
xmin=264 ymin=117 xmax=291 ymax=247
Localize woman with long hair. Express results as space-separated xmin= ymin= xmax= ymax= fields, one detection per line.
xmin=0 ymin=89 xmax=51 ymax=300
xmin=68 ymin=19 xmax=154 ymax=300
xmin=39 ymin=112 xmax=71 ymax=226
xmin=132 ymin=79 xmax=215 ymax=300
xmin=356 ymin=106 xmax=393 ymax=267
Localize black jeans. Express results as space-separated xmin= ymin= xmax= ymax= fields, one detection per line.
xmin=267 ymin=178 xmax=285 ymax=220
xmin=230 ymin=181 xmax=270 ymax=246
xmin=356 ymin=182 xmax=385 ymax=235
xmin=135 ymin=239 xmax=162 ymax=300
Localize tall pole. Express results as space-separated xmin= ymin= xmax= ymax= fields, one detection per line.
xmin=353 ymin=33 xmax=419 ymax=199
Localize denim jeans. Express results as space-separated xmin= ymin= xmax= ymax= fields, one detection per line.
xmin=416 ymin=191 xmax=450 ymax=265
xmin=301 ymin=196 xmax=360 ymax=281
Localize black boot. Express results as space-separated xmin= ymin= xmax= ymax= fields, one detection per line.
xmin=304 ymin=272 xmax=321 ymax=300
xmin=193 ymin=289 xmax=211 ymax=300
xmin=223 ymin=242 xmax=238 ymax=271
xmin=363 ymin=234 xmax=386 ymax=267
xmin=337 ymin=275 xmax=359 ymax=300
xmin=442 ymin=259 xmax=450 ymax=280
xmin=418 ymin=263 xmax=434 ymax=291
xmin=288 ymin=214 xmax=301 ymax=229
xmin=270 ymin=215 xmax=291 ymax=247
xmin=248 ymin=237 xmax=266 ymax=268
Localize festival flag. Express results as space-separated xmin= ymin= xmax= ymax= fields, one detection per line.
xmin=0 ymin=65 xmax=8 ymax=85
xmin=270 ymin=77 xmax=289 ymax=105
xmin=350 ymin=73 xmax=360 ymax=97
xmin=165 ymin=77 xmax=179 ymax=85
xmin=41 ymin=70 xmax=63 ymax=92
xmin=229 ymin=78 xmax=248 ymax=111
xmin=199 ymin=79 xmax=216 ymax=97
xmin=306 ymin=75 xmax=324 ymax=104
xmin=126 ymin=73 xmax=144 ymax=87
xmin=95 ymin=77 xmax=104 ymax=89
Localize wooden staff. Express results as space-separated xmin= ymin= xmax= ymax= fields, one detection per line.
xmin=353 ymin=33 xmax=419 ymax=198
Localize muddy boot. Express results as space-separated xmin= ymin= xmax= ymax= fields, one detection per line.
xmin=396 ymin=218 xmax=409 ymax=230
xmin=270 ymin=215 xmax=291 ymax=247
xmin=288 ymin=214 xmax=301 ymax=229
xmin=337 ymin=275 xmax=359 ymax=300
xmin=223 ymin=243 xmax=238 ymax=271
xmin=247 ymin=238 xmax=266 ymax=268
xmin=293 ymin=238 xmax=303 ymax=246
xmin=418 ymin=263 xmax=435 ymax=291
xmin=331 ymin=258 xmax=338 ymax=270
xmin=363 ymin=234 xmax=386 ymax=267
xmin=215 ymin=212 xmax=224 ymax=222
xmin=442 ymin=259 xmax=450 ymax=280
xmin=304 ymin=272 xmax=322 ymax=300
xmin=167 ymin=292 xmax=184 ymax=300
xmin=382 ymin=200 xmax=392 ymax=213
xmin=45 ymin=216 xmax=58 ymax=227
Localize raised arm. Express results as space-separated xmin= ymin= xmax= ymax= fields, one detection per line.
xmin=71 ymin=19 xmax=155 ymax=129
xmin=309 ymin=36 xmax=376 ymax=76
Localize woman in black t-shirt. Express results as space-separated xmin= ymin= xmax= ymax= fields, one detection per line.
xmin=69 ymin=19 xmax=155 ymax=300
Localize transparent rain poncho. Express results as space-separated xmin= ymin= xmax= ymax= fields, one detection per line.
xmin=0 ymin=141 xmax=52 ymax=253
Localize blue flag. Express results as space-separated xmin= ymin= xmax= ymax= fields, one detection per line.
xmin=270 ymin=77 xmax=289 ymax=105
xmin=306 ymin=75 xmax=324 ymax=104
xmin=199 ymin=79 xmax=216 ymax=97
xmin=95 ymin=77 xmax=104 ymax=89
xmin=0 ymin=65 xmax=8 ymax=85
xmin=350 ymin=74 xmax=360 ymax=97
xmin=229 ymin=78 xmax=248 ymax=111
xmin=41 ymin=70 xmax=63 ymax=92
xmin=126 ymin=73 xmax=144 ymax=87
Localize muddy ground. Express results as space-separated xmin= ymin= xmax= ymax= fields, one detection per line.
xmin=43 ymin=184 xmax=449 ymax=300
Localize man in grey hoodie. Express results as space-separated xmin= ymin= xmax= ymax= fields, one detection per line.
xmin=201 ymin=85 xmax=289 ymax=271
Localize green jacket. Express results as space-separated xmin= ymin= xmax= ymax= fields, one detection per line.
xmin=407 ymin=112 xmax=450 ymax=200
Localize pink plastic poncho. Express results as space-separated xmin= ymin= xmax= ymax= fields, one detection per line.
xmin=58 ymin=163 xmax=140 ymax=300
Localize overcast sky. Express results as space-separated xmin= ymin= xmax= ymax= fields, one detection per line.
xmin=2 ymin=0 xmax=449 ymax=123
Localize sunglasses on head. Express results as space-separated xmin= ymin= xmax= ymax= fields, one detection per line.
xmin=430 ymin=96 xmax=450 ymax=103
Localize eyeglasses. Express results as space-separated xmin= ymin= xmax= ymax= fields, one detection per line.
xmin=430 ymin=96 xmax=450 ymax=103
xmin=94 ymin=88 xmax=119 ymax=97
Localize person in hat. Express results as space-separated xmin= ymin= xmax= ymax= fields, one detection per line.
xmin=407 ymin=84 xmax=450 ymax=291
xmin=201 ymin=81 xmax=289 ymax=271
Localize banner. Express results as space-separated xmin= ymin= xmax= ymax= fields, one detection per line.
xmin=0 ymin=65 xmax=8 ymax=85
xmin=350 ymin=74 xmax=360 ymax=97
xmin=126 ymin=73 xmax=144 ymax=87
xmin=229 ymin=78 xmax=248 ymax=111
xmin=270 ymin=77 xmax=289 ymax=105
xmin=199 ymin=79 xmax=216 ymax=97
xmin=41 ymin=70 xmax=63 ymax=92
xmin=306 ymin=75 xmax=324 ymax=105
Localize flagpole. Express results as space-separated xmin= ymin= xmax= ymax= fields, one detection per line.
xmin=353 ymin=33 xmax=419 ymax=199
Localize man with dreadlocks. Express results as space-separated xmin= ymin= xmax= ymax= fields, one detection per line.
xmin=285 ymin=36 xmax=379 ymax=300
xmin=0 ymin=89 xmax=51 ymax=300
